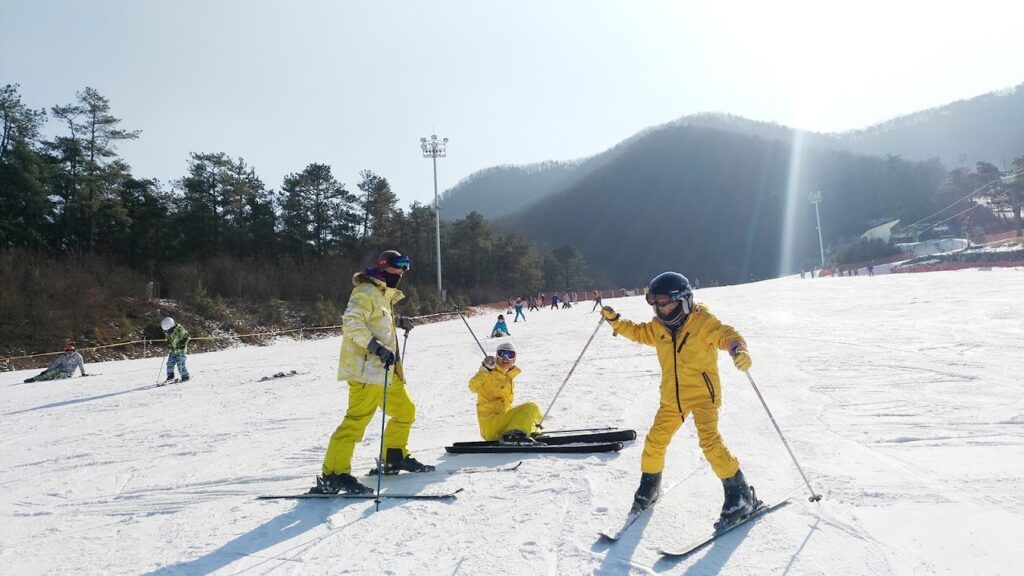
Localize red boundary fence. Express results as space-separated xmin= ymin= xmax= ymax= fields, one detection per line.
xmin=890 ymin=260 xmax=1024 ymax=274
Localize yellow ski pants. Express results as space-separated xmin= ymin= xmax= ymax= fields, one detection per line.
xmin=641 ymin=403 xmax=740 ymax=479
xmin=321 ymin=376 xmax=416 ymax=475
xmin=478 ymin=402 xmax=542 ymax=441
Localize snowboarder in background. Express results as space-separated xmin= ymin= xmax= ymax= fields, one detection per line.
xmin=162 ymin=317 xmax=190 ymax=383
xmin=591 ymin=289 xmax=603 ymax=312
xmin=513 ymin=298 xmax=526 ymax=322
xmin=600 ymin=271 xmax=757 ymax=529
xmin=23 ymin=343 xmax=88 ymax=382
xmin=490 ymin=314 xmax=511 ymax=337
xmin=312 ymin=250 xmax=433 ymax=495
xmin=468 ymin=341 xmax=541 ymax=445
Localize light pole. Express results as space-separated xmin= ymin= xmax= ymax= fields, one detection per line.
xmin=808 ymin=190 xmax=825 ymax=269
xmin=420 ymin=134 xmax=448 ymax=302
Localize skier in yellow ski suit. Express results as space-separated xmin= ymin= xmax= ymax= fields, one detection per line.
xmin=468 ymin=341 xmax=542 ymax=444
xmin=312 ymin=250 xmax=433 ymax=495
xmin=601 ymin=271 xmax=757 ymax=528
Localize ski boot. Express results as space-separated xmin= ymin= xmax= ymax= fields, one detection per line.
xmin=164 ymin=374 xmax=176 ymax=384
xmin=380 ymin=448 xmax=435 ymax=475
xmin=309 ymin=473 xmax=373 ymax=495
xmin=499 ymin=430 xmax=538 ymax=446
xmin=631 ymin=472 xmax=662 ymax=512
xmin=715 ymin=469 xmax=759 ymax=530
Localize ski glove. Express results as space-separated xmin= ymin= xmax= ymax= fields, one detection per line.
xmin=600 ymin=306 xmax=620 ymax=322
xmin=729 ymin=344 xmax=752 ymax=371
xmin=482 ymin=355 xmax=497 ymax=370
xmin=367 ymin=338 xmax=397 ymax=367
xmin=395 ymin=315 xmax=415 ymax=332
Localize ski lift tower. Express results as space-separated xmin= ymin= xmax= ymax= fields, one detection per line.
xmin=421 ymin=134 xmax=448 ymax=302
xmin=808 ymin=190 xmax=825 ymax=269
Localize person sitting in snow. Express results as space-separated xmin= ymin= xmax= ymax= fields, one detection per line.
xmin=468 ymin=341 xmax=542 ymax=445
xmin=490 ymin=314 xmax=510 ymax=337
xmin=600 ymin=271 xmax=758 ymax=529
xmin=161 ymin=316 xmax=191 ymax=383
xmin=23 ymin=343 xmax=88 ymax=382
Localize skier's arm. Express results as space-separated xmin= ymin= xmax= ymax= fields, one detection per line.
xmin=601 ymin=307 xmax=657 ymax=346
xmin=703 ymin=311 xmax=745 ymax=352
xmin=340 ymin=288 xmax=375 ymax=350
xmin=469 ymin=365 xmax=494 ymax=393
xmin=703 ymin=311 xmax=751 ymax=370
xmin=75 ymin=353 xmax=86 ymax=376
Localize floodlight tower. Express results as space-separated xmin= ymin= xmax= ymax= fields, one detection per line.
xmin=420 ymin=134 xmax=448 ymax=301
xmin=808 ymin=190 xmax=825 ymax=269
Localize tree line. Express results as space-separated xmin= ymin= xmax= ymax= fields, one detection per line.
xmin=0 ymin=84 xmax=592 ymax=322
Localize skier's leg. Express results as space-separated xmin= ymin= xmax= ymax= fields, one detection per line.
xmin=34 ymin=367 xmax=64 ymax=381
xmin=381 ymin=373 xmax=416 ymax=458
xmin=166 ymin=353 xmax=178 ymax=379
xmin=321 ymin=382 xmax=382 ymax=475
xmin=640 ymin=405 xmax=685 ymax=474
xmin=505 ymin=402 xmax=542 ymax=435
xmin=177 ymin=353 xmax=190 ymax=379
xmin=691 ymin=405 xmax=740 ymax=479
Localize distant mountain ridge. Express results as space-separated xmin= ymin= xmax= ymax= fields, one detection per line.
xmin=437 ymin=82 xmax=1022 ymax=286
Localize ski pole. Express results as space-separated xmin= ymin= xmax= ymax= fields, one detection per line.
xmin=374 ymin=360 xmax=392 ymax=512
xmin=459 ymin=313 xmax=488 ymax=356
xmin=401 ymin=329 xmax=410 ymax=363
xmin=744 ymin=371 xmax=822 ymax=502
xmin=153 ymin=354 xmax=167 ymax=386
xmin=540 ymin=316 xmax=606 ymax=425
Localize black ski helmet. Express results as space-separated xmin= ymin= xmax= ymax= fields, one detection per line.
xmin=647 ymin=271 xmax=694 ymax=318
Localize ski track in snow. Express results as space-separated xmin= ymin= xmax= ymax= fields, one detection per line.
xmin=2 ymin=269 xmax=1023 ymax=575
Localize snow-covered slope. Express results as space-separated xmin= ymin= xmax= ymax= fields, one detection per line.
xmin=3 ymin=270 xmax=1023 ymax=575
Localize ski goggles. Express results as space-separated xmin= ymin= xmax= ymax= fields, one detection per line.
xmin=646 ymin=292 xmax=681 ymax=307
xmin=496 ymin=349 xmax=517 ymax=360
xmin=381 ymin=254 xmax=411 ymax=271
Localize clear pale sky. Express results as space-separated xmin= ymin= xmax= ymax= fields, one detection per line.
xmin=2 ymin=0 xmax=1022 ymax=207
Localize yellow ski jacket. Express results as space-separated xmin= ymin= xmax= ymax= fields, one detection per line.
xmin=608 ymin=303 xmax=745 ymax=412
xmin=468 ymin=364 xmax=523 ymax=419
xmin=336 ymin=272 xmax=405 ymax=386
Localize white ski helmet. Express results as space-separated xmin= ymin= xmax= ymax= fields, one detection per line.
xmin=161 ymin=316 xmax=175 ymax=331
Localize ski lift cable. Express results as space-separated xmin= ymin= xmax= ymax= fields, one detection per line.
xmin=896 ymin=168 xmax=1024 ymax=234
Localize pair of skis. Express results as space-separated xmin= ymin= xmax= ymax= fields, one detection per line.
xmin=258 ymin=461 xmax=524 ymax=501
xmin=600 ymin=484 xmax=794 ymax=559
xmin=445 ymin=428 xmax=636 ymax=454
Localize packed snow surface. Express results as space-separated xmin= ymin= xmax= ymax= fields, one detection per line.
xmin=3 ymin=269 xmax=1023 ymax=575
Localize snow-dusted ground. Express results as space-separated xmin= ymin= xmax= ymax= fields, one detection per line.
xmin=3 ymin=269 xmax=1023 ymax=575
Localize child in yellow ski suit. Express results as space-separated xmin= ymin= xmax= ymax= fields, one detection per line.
xmin=601 ymin=271 xmax=756 ymax=528
xmin=468 ymin=341 xmax=542 ymax=444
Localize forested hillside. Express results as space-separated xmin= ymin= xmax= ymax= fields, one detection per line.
xmin=0 ymin=85 xmax=591 ymax=357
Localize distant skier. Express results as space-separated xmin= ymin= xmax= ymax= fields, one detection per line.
xmin=591 ymin=289 xmax=603 ymax=312
xmin=513 ymin=298 xmax=526 ymax=322
xmin=490 ymin=314 xmax=510 ymax=337
xmin=561 ymin=292 xmax=572 ymax=309
xmin=468 ymin=341 xmax=541 ymax=445
xmin=161 ymin=317 xmax=191 ymax=383
xmin=527 ymin=296 xmax=539 ymax=312
xmin=600 ymin=271 xmax=757 ymax=529
xmin=311 ymin=250 xmax=433 ymax=495
xmin=549 ymin=294 xmax=560 ymax=310
xmin=23 ymin=343 xmax=88 ymax=382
